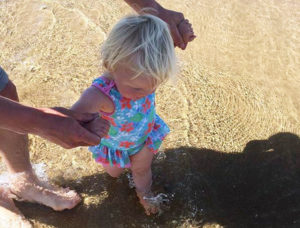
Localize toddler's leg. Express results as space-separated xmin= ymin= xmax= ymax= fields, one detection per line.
xmin=102 ymin=164 xmax=124 ymax=178
xmin=130 ymin=146 xmax=157 ymax=215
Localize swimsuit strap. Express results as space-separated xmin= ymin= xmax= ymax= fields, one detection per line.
xmin=92 ymin=76 xmax=116 ymax=116
xmin=92 ymin=76 xmax=115 ymax=95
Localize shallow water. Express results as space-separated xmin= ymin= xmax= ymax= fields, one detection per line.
xmin=0 ymin=0 xmax=300 ymax=227
xmin=0 ymin=163 xmax=48 ymax=187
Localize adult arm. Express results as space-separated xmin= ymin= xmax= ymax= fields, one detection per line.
xmin=0 ymin=96 xmax=101 ymax=148
xmin=124 ymin=0 xmax=188 ymax=49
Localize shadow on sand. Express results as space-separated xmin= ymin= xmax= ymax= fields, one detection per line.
xmin=17 ymin=132 xmax=300 ymax=227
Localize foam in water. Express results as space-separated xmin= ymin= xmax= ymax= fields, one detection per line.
xmin=0 ymin=163 xmax=48 ymax=188
xmin=126 ymin=172 xmax=174 ymax=215
xmin=126 ymin=173 xmax=135 ymax=189
xmin=143 ymin=193 xmax=174 ymax=215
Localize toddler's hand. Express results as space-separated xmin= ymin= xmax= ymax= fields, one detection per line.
xmin=83 ymin=116 xmax=110 ymax=139
xmin=178 ymin=19 xmax=196 ymax=45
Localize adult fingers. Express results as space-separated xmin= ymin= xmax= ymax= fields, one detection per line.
xmin=91 ymin=119 xmax=110 ymax=137
xmin=189 ymin=35 xmax=196 ymax=42
xmin=170 ymin=23 xmax=186 ymax=50
xmin=77 ymin=126 xmax=101 ymax=146
xmin=55 ymin=140 xmax=73 ymax=149
xmin=74 ymin=112 xmax=99 ymax=123
xmin=52 ymin=107 xmax=99 ymax=123
xmin=157 ymin=8 xmax=186 ymax=50
xmin=93 ymin=129 xmax=108 ymax=138
xmin=102 ymin=119 xmax=110 ymax=131
xmin=51 ymin=107 xmax=70 ymax=116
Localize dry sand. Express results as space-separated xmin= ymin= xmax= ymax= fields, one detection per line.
xmin=0 ymin=0 xmax=300 ymax=227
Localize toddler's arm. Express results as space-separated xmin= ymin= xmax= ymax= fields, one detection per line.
xmin=71 ymin=86 xmax=112 ymax=138
xmin=71 ymin=86 xmax=112 ymax=113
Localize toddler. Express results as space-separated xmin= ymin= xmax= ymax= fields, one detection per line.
xmin=72 ymin=13 xmax=194 ymax=215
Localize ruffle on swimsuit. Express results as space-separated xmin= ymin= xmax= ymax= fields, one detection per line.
xmin=88 ymin=76 xmax=170 ymax=168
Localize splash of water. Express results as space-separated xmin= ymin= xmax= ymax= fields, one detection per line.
xmin=0 ymin=163 xmax=48 ymax=188
xmin=155 ymin=151 xmax=166 ymax=161
xmin=143 ymin=193 xmax=175 ymax=215
xmin=126 ymin=172 xmax=175 ymax=215
xmin=126 ymin=173 xmax=135 ymax=189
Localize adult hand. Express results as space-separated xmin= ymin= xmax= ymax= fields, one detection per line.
xmin=36 ymin=107 xmax=109 ymax=149
xmin=124 ymin=0 xmax=195 ymax=50
xmin=54 ymin=107 xmax=110 ymax=139
xmin=83 ymin=116 xmax=110 ymax=139
xmin=177 ymin=19 xmax=196 ymax=44
xmin=156 ymin=7 xmax=193 ymax=50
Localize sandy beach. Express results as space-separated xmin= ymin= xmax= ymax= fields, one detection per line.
xmin=0 ymin=0 xmax=300 ymax=227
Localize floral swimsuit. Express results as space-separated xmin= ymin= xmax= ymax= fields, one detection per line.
xmin=89 ymin=76 xmax=170 ymax=168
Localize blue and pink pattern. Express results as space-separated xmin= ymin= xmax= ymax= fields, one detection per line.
xmin=89 ymin=76 xmax=170 ymax=168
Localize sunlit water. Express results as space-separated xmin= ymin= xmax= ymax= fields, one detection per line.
xmin=0 ymin=163 xmax=48 ymax=187
xmin=0 ymin=1 xmax=299 ymax=151
xmin=0 ymin=0 xmax=299 ymax=227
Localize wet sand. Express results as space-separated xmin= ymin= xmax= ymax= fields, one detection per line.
xmin=0 ymin=0 xmax=300 ymax=227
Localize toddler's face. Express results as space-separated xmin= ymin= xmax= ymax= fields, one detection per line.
xmin=111 ymin=65 xmax=158 ymax=100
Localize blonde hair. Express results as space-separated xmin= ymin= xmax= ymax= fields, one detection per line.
xmin=101 ymin=13 xmax=177 ymax=84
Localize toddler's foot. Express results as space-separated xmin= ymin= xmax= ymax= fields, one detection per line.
xmin=136 ymin=190 xmax=159 ymax=216
xmin=9 ymin=171 xmax=81 ymax=211
xmin=0 ymin=186 xmax=32 ymax=228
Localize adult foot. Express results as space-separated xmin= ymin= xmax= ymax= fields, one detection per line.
xmin=9 ymin=171 xmax=81 ymax=211
xmin=0 ymin=186 xmax=32 ymax=228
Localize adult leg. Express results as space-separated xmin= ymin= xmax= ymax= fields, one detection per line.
xmin=0 ymin=80 xmax=80 ymax=211
xmin=0 ymin=72 xmax=33 ymax=227
xmin=0 ymin=80 xmax=31 ymax=173
xmin=130 ymin=146 xmax=157 ymax=215
xmin=0 ymin=186 xmax=32 ymax=228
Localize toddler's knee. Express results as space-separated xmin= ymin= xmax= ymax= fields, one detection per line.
xmin=104 ymin=167 xmax=123 ymax=178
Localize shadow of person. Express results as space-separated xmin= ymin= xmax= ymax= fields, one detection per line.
xmin=16 ymin=132 xmax=300 ymax=227
xmin=157 ymin=132 xmax=300 ymax=227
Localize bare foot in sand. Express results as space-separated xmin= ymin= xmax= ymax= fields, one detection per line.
xmin=0 ymin=186 xmax=32 ymax=228
xmin=136 ymin=190 xmax=159 ymax=216
xmin=9 ymin=171 xmax=81 ymax=211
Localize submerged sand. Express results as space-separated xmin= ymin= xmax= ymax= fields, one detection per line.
xmin=0 ymin=0 xmax=300 ymax=227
